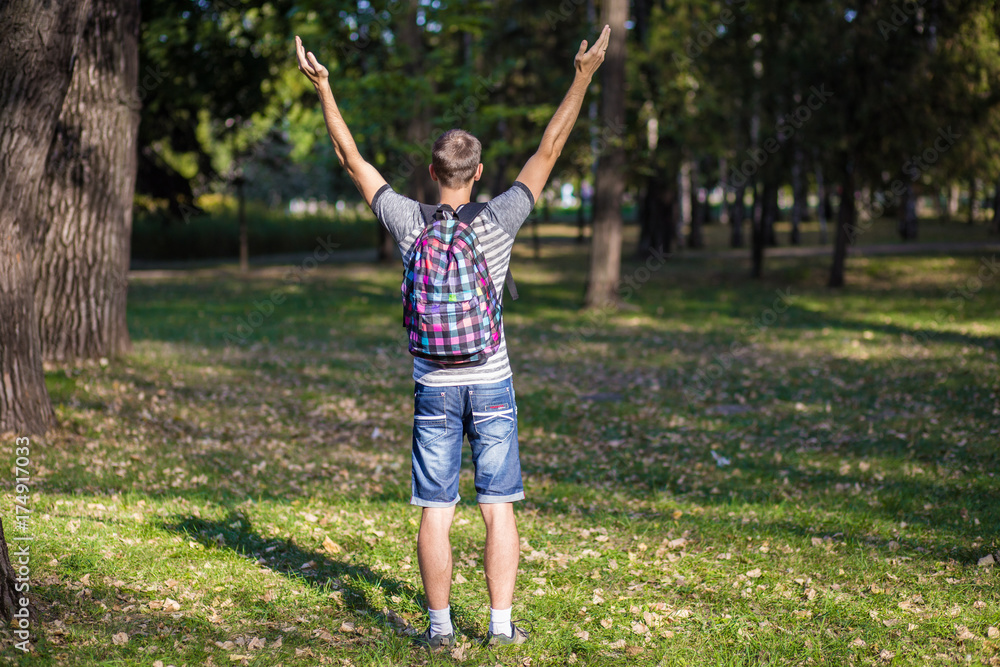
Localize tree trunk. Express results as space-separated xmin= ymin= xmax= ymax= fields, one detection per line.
xmin=677 ymin=158 xmax=693 ymax=249
xmin=687 ymin=161 xmax=704 ymax=249
xmin=765 ymin=183 xmax=779 ymax=246
xmin=993 ymin=176 xmax=1000 ymax=235
xmin=968 ymin=178 xmax=980 ymax=225
xmin=815 ymin=163 xmax=828 ymax=244
xmin=790 ymin=147 xmax=804 ymax=245
xmin=897 ymin=182 xmax=918 ymax=240
xmin=717 ymin=158 xmax=730 ymax=227
xmin=947 ymin=182 xmax=960 ymax=220
xmin=1 ymin=0 xmax=92 ymax=434
xmin=730 ymin=185 xmax=746 ymax=248
xmin=584 ymin=0 xmax=627 ymax=309
xmin=829 ymin=163 xmax=855 ymax=288
xmin=32 ymin=0 xmax=139 ymax=362
xmin=0 ymin=518 xmax=23 ymax=623
xmin=750 ymin=182 xmax=770 ymax=279
xmin=637 ymin=170 xmax=676 ymax=259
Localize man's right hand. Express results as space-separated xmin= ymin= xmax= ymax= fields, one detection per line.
xmin=295 ymin=35 xmax=329 ymax=89
xmin=575 ymin=24 xmax=611 ymax=79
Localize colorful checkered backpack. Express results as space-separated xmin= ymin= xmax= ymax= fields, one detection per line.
xmin=401 ymin=203 xmax=502 ymax=367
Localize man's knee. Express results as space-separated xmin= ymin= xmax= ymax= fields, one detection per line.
xmin=479 ymin=501 xmax=515 ymax=527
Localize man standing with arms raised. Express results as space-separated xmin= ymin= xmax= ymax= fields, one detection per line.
xmin=295 ymin=25 xmax=610 ymax=647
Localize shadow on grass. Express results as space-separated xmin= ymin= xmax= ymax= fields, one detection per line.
xmin=158 ymin=513 xmax=479 ymax=643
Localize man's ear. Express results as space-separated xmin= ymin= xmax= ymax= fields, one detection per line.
xmin=428 ymin=164 xmax=439 ymax=182
xmin=473 ymin=163 xmax=483 ymax=182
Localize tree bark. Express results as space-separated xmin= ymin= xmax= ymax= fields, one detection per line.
xmin=1 ymin=0 xmax=92 ymax=434
xmin=790 ymin=147 xmax=805 ymax=245
xmin=584 ymin=0 xmax=627 ymax=309
xmin=730 ymin=185 xmax=746 ymax=248
xmin=764 ymin=183 xmax=779 ymax=246
xmin=897 ymin=182 xmax=918 ymax=240
xmin=815 ymin=162 xmax=828 ymax=244
xmin=947 ymin=182 xmax=960 ymax=220
xmin=993 ymin=176 xmax=1000 ymax=235
xmin=829 ymin=163 xmax=855 ymax=288
xmin=637 ymin=170 xmax=676 ymax=258
xmin=750 ymin=181 xmax=778 ymax=278
xmin=968 ymin=178 xmax=980 ymax=225
xmin=31 ymin=0 xmax=139 ymax=362
xmin=687 ymin=161 xmax=704 ymax=249
xmin=677 ymin=158 xmax=693 ymax=249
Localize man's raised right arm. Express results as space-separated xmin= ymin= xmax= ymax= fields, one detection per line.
xmin=295 ymin=36 xmax=387 ymax=207
xmin=515 ymin=25 xmax=611 ymax=204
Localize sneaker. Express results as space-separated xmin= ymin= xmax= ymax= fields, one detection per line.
xmin=415 ymin=627 xmax=455 ymax=650
xmin=486 ymin=621 xmax=529 ymax=646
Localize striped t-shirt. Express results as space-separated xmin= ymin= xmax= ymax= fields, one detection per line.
xmin=371 ymin=181 xmax=534 ymax=387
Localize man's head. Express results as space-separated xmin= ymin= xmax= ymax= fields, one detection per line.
xmin=430 ymin=129 xmax=482 ymax=189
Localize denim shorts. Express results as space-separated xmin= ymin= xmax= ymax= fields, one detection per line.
xmin=410 ymin=377 xmax=524 ymax=507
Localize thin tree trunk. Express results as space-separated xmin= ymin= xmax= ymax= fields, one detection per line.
xmin=829 ymin=163 xmax=855 ymax=288
xmin=584 ymin=0 xmax=627 ymax=309
xmin=947 ymin=182 xmax=960 ymax=220
xmin=687 ymin=161 xmax=704 ymax=249
xmin=968 ymin=178 xmax=980 ymax=225
xmin=32 ymin=0 xmax=139 ymax=362
xmin=765 ymin=183 xmax=779 ymax=246
xmin=637 ymin=170 xmax=676 ymax=258
xmin=730 ymin=185 xmax=746 ymax=248
xmin=790 ymin=147 xmax=804 ymax=245
xmin=815 ymin=163 xmax=828 ymax=244
xmin=1 ymin=0 xmax=92 ymax=434
xmin=750 ymin=182 xmax=768 ymax=279
xmin=677 ymin=158 xmax=693 ymax=249
xmin=237 ymin=178 xmax=248 ymax=271
xmin=897 ymin=182 xmax=918 ymax=240
xmin=993 ymin=176 xmax=1000 ymax=235
xmin=718 ymin=158 xmax=730 ymax=227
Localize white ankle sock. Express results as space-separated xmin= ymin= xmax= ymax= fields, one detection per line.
xmin=429 ymin=606 xmax=452 ymax=637
xmin=489 ymin=606 xmax=512 ymax=637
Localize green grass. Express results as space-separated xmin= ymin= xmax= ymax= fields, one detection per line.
xmin=3 ymin=241 xmax=1000 ymax=666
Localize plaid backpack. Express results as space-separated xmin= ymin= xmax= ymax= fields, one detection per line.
xmin=401 ymin=202 xmax=504 ymax=367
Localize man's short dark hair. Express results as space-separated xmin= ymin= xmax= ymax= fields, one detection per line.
xmin=432 ymin=129 xmax=482 ymax=189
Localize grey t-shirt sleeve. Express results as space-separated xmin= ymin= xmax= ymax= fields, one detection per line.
xmin=485 ymin=181 xmax=535 ymax=239
xmin=371 ymin=185 xmax=423 ymax=247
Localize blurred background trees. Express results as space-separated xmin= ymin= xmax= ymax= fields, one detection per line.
xmin=2 ymin=0 xmax=1000 ymax=434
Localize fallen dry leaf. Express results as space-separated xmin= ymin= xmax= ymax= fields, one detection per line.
xmin=574 ymin=630 xmax=590 ymax=641
xmin=111 ymin=632 xmax=128 ymax=645
xmin=322 ymin=536 xmax=342 ymax=555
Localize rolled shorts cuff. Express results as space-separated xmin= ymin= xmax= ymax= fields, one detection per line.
xmin=476 ymin=491 xmax=525 ymax=504
xmin=410 ymin=495 xmax=461 ymax=508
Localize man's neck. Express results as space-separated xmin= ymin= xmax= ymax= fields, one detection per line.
xmin=437 ymin=185 xmax=474 ymax=210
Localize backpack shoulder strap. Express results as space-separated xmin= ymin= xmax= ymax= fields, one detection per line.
xmin=456 ymin=202 xmax=519 ymax=301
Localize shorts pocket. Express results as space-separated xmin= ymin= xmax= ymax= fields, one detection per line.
xmin=414 ymin=388 xmax=447 ymax=446
xmin=470 ymin=388 xmax=515 ymax=444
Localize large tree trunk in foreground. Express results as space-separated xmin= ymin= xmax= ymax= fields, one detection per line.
xmin=584 ymin=0 xmax=628 ymax=309
xmin=0 ymin=0 xmax=92 ymax=435
xmin=0 ymin=518 xmax=21 ymax=622
xmin=34 ymin=0 xmax=140 ymax=362
xmin=829 ymin=163 xmax=855 ymax=288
